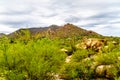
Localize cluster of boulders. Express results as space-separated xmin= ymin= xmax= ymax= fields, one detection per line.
xmin=75 ymin=38 xmax=107 ymax=52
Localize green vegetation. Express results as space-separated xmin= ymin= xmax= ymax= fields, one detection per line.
xmin=0 ymin=36 xmax=66 ymax=80
xmin=0 ymin=28 xmax=120 ymax=80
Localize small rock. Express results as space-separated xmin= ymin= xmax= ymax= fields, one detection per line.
xmin=65 ymin=55 xmax=72 ymax=63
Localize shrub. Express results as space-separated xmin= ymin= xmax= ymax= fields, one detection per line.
xmin=0 ymin=38 xmax=66 ymax=80
xmin=71 ymin=49 xmax=95 ymax=62
xmin=94 ymin=52 xmax=118 ymax=65
xmin=60 ymin=61 xmax=94 ymax=80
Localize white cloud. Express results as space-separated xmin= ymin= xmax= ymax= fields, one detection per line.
xmin=111 ymin=23 xmax=120 ymax=28
xmin=0 ymin=24 xmax=18 ymax=33
xmin=108 ymin=18 xmax=120 ymax=23
xmin=88 ymin=23 xmax=120 ymax=37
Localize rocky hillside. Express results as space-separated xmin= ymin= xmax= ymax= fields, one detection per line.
xmin=8 ymin=23 xmax=102 ymax=39
xmin=55 ymin=23 xmax=102 ymax=38
xmin=7 ymin=25 xmax=59 ymax=38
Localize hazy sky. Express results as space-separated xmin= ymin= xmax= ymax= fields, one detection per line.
xmin=0 ymin=0 xmax=120 ymax=36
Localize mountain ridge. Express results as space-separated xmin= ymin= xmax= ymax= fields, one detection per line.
xmin=8 ymin=23 xmax=102 ymax=38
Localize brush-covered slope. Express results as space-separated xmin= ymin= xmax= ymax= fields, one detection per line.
xmin=8 ymin=23 xmax=102 ymax=39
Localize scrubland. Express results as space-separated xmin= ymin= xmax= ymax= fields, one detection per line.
xmin=0 ymin=30 xmax=120 ymax=80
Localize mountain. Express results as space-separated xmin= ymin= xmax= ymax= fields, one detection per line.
xmin=0 ymin=33 xmax=5 ymax=38
xmin=8 ymin=25 xmax=59 ymax=38
xmin=29 ymin=25 xmax=60 ymax=34
xmin=8 ymin=23 xmax=102 ymax=39
xmin=55 ymin=23 xmax=102 ymax=38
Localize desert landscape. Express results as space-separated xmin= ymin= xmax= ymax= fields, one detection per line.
xmin=0 ymin=23 xmax=120 ymax=80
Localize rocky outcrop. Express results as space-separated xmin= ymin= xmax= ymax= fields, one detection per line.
xmin=76 ymin=38 xmax=107 ymax=52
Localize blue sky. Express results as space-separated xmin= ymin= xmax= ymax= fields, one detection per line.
xmin=0 ymin=0 xmax=120 ymax=36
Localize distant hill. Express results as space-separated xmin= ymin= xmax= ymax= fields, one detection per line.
xmin=8 ymin=25 xmax=59 ymax=38
xmin=8 ymin=23 xmax=102 ymax=39
xmin=0 ymin=33 xmax=5 ymax=38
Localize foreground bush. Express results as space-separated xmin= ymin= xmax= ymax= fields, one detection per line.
xmin=0 ymin=37 xmax=66 ymax=80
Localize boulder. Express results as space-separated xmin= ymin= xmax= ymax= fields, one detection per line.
xmin=76 ymin=38 xmax=107 ymax=52
xmin=95 ymin=65 xmax=115 ymax=79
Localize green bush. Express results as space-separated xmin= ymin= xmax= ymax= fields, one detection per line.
xmin=71 ymin=49 xmax=95 ymax=62
xmin=0 ymin=38 xmax=66 ymax=80
xmin=60 ymin=61 xmax=94 ymax=80
xmin=94 ymin=52 xmax=118 ymax=65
